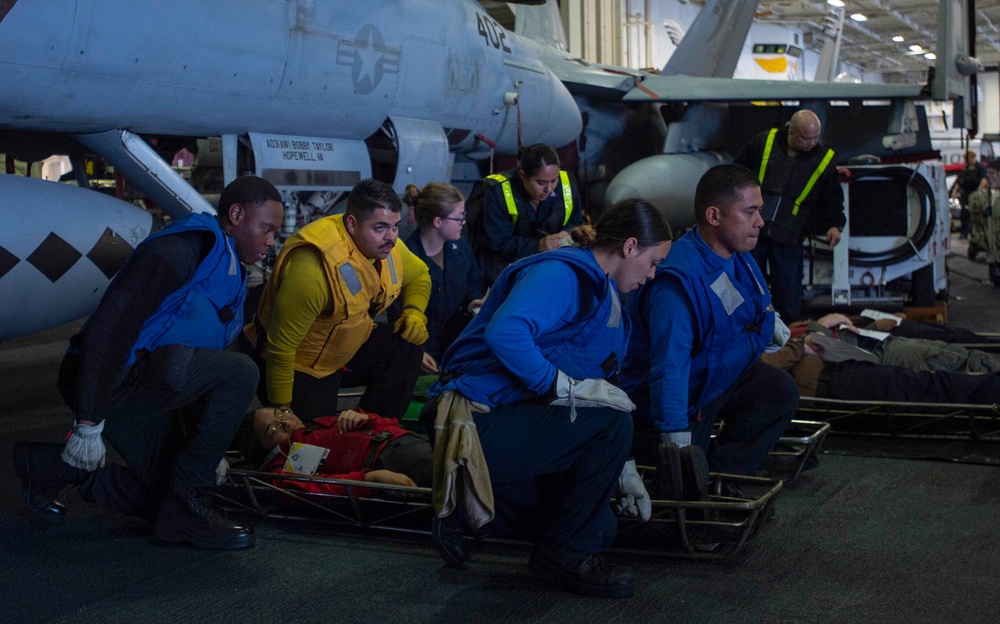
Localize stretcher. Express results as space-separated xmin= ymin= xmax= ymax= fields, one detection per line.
xmin=796 ymin=396 xmax=1000 ymax=441
xmin=213 ymin=466 xmax=782 ymax=560
xmin=362 ymin=382 xmax=830 ymax=475
xmin=951 ymin=338 xmax=1000 ymax=352
xmin=213 ymin=421 xmax=827 ymax=561
xmin=394 ymin=382 xmax=829 ymax=482
xmin=758 ymin=419 xmax=830 ymax=480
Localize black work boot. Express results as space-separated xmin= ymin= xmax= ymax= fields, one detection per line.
xmin=12 ymin=441 xmax=90 ymax=524
xmin=528 ymin=542 xmax=634 ymax=599
xmin=153 ymin=488 xmax=254 ymax=550
xmin=678 ymin=444 xmax=711 ymax=503
xmin=432 ymin=514 xmax=468 ymax=567
xmin=656 ymin=441 xmax=683 ymax=501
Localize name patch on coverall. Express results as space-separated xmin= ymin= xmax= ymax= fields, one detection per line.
xmin=710 ymin=272 xmax=744 ymax=316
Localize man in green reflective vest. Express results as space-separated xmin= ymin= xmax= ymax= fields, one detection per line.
xmin=735 ymin=109 xmax=845 ymax=321
xmin=472 ymin=143 xmax=583 ymax=285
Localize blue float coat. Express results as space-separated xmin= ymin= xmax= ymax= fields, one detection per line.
xmin=622 ymin=228 xmax=773 ymax=432
xmin=431 ymin=246 xmax=629 ymax=406
xmin=126 ymin=212 xmax=246 ymax=366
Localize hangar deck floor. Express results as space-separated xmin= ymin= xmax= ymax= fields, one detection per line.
xmin=2 ymin=235 xmax=997 ymax=624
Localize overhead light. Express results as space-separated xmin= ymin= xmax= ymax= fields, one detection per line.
xmin=827 ymin=0 xmax=845 ymax=6
xmin=909 ymin=44 xmax=923 ymax=52
xmin=850 ymin=13 xmax=868 ymax=22
xmin=925 ymin=52 xmax=936 ymax=60
xmin=892 ymin=36 xmax=905 ymax=42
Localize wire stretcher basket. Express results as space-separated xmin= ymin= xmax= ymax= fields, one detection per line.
xmin=796 ymin=396 xmax=1000 ymax=441
xmin=213 ymin=468 xmax=785 ymax=561
xmin=610 ymin=419 xmax=832 ymax=558
xmin=214 ymin=470 xmax=436 ymax=536
xmin=211 ymin=419 xmax=831 ymax=560
xmin=759 ymin=419 xmax=831 ymax=481
xmin=614 ymin=471 xmax=783 ymax=560
xmin=212 ymin=408 xmax=826 ymax=560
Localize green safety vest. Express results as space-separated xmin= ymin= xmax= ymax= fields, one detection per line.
xmin=486 ymin=170 xmax=573 ymax=226
xmin=758 ymin=127 xmax=835 ymax=216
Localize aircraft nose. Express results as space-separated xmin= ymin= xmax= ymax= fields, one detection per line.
xmin=492 ymin=65 xmax=581 ymax=154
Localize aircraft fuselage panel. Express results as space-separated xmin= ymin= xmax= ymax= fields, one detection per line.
xmin=0 ymin=0 xmax=581 ymax=156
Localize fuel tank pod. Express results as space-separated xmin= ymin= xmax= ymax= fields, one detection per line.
xmin=0 ymin=176 xmax=153 ymax=341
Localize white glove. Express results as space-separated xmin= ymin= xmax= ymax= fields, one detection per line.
xmin=214 ymin=457 xmax=230 ymax=486
xmin=62 ymin=420 xmax=106 ymax=471
xmin=549 ymin=370 xmax=636 ymax=423
xmin=614 ymin=459 xmax=651 ymax=522
xmin=764 ymin=313 xmax=791 ymax=353
xmin=660 ymin=430 xmax=691 ymax=448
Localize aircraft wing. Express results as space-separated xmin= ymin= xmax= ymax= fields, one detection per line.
xmin=534 ymin=47 xmax=927 ymax=104
xmin=521 ymin=41 xmax=641 ymax=96
xmin=623 ymin=75 xmax=927 ymax=103
xmin=554 ymin=62 xmax=640 ymax=94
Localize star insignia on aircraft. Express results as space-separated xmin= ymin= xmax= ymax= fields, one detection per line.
xmin=336 ymin=24 xmax=400 ymax=95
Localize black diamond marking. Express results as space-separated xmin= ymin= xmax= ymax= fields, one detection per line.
xmin=26 ymin=232 xmax=82 ymax=283
xmin=0 ymin=245 xmax=18 ymax=280
xmin=87 ymin=227 xmax=135 ymax=280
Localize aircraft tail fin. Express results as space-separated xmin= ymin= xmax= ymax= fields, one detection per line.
xmin=509 ymin=0 xmax=568 ymax=52
xmin=661 ymin=0 xmax=757 ymax=78
xmin=933 ymin=0 xmax=974 ymax=100
xmin=933 ymin=0 xmax=976 ymax=130
xmin=814 ymin=5 xmax=845 ymax=82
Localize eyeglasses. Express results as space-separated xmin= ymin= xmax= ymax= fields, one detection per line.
xmin=443 ymin=214 xmax=467 ymax=223
xmin=266 ymin=406 xmax=294 ymax=438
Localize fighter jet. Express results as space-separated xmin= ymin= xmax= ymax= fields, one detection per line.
xmin=508 ymin=0 xmax=973 ymax=230
xmin=0 ymin=0 xmax=581 ymax=341
xmin=0 ymin=0 xmax=976 ymax=340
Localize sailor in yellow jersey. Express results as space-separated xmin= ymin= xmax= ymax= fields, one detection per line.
xmin=241 ymin=179 xmax=432 ymax=421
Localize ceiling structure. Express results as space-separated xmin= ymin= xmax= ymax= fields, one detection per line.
xmin=493 ymin=1 xmax=1000 ymax=83
xmin=746 ymin=1 xmax=1000 ymax=81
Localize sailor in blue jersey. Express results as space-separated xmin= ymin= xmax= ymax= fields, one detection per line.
xmin=622 ymin=164 xmax=798 ymax=478
xmin=428 ymin=199 xmax=672 ymax=599
xmin=14 ymin=176 xmax=284 ymax=550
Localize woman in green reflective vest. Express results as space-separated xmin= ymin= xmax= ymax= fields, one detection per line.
xmin=472 ymin=143 xmax=583 ymax=285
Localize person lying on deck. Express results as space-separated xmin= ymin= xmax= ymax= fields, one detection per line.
xmin=790 ymin=313 xmax=1000 ymax=374
xmin=855 ymin=311 xmax=1000 ymax=346
xmin=236 ymin=407 xmax=433 ymax=495
xmin=760 ymin=332 xmax=1000 ymax=405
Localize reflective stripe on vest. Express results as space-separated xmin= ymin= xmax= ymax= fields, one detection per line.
xmin=758 ymin=128 xmax=835 ymax=216
xmin=791 ymin=148 xmax=835 ymax=216
xmin=386 ymin=253 xmax=398 ymax=284
xmin=758 ymin=128 xmax=778 ymax=183
xmin=558 ymin=171 xmax=573 ymax=225
xmin=486 ymin=171 xmax=573 ymax=226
